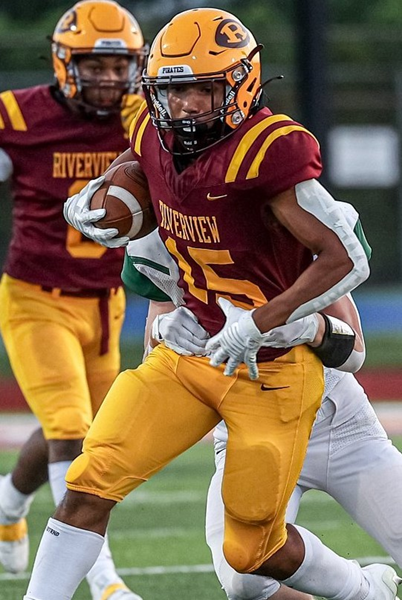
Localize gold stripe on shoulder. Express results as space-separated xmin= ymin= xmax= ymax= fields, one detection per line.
xmin=129 ymin=100 xmax=150 ymax=157
xmin=225 ymin=114 xmax=291 ymax=183
xmin=0 ymin=112 xmax=4 ymax=129
xmin=128 ymin=99 xmax=147 ymax=141
xmin=0 ymin=91 xmax=27 ymax=131
xmin=246 ymin=125 xmax=319 ymax=180
xmin=134 ymin=112 xmax=150 ymax=157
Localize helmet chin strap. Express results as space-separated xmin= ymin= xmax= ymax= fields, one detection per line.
xmin=175 ymin=120 xmax=227 ymax=154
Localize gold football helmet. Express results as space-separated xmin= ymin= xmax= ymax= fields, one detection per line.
xmin=52 ymin=0 xmax=148 ymax=114
xmin=142 ymin=7 xmax=262 ymax=154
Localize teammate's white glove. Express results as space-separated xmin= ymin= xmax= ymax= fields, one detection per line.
xmin=151 ymin=306 xmax=209 ymax=356
xmin=261 ymin=314 xmax=319 ymax=348
xmin=205 ymin=298 xmax=267 ymax=380
xmin=63 ymin=176 xmax=129 ymax=248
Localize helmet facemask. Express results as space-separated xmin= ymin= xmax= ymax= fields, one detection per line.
xmin=55 ymin=49 xmax=146 ymax=117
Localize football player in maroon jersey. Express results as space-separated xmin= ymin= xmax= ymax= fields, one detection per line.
xmin=0 ymin=2 xmax=147 ymax=599
xmin=24 ymin=8 xmax=400 ymax=600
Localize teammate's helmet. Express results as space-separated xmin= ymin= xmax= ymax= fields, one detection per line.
xmin=142 ymin=8 xmax=262 ymax=155
xmin=52 ymin=0 xmax=147 ymax=114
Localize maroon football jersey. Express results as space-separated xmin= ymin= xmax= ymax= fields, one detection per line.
xmin=130 ymin=104 xmax=322 ymax=361
xmin=0 ymin=85 xmax=141 ymax=289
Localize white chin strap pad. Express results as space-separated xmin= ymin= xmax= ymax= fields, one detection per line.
xmin=287 ymin=179 xmax=370 ymax=323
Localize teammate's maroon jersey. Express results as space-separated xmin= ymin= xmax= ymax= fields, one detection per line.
xmin=0 ymin=85 xmax=141 ymax=289
xmin=130 ymin=104 xmax=322 ymax=361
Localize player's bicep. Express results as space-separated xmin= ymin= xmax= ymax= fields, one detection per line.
xmin=266 ymin=180 xmax=369 ymax=323
xmin=269 ymin=180 xmax=370 ymax=283
xmin=268 ymin=185 xmax=348 ymax=259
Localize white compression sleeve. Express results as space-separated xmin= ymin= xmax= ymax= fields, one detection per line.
xmin=24 ymin=518 xmax=104 ymax=600
xmin=48 ymin=461 xmax=71 ymax=506
xmin=0 ymin=473 xmax=34 ymax=522
xmin=47 ymin=461 xmax=121 ymax=589
xmin=282 ymin=525 xmax=369 ymax=599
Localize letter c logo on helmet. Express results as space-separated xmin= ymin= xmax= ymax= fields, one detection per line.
xmin=215 ymin=19 xmax=251 ymax=48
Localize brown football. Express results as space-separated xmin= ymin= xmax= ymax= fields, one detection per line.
xmin=90 ymin=161 xmax=157 ymax=240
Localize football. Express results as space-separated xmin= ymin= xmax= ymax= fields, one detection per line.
xmin=90 ymin=161 xmax=157 ymax=240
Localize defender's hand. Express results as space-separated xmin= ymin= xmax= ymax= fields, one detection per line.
xmin=262 ymin=314 xmax=319 ymax=348
xmin=63 ymin=176 xmax=129 ymax=248
xmin=152 ymin=306 xmax=209 ymax=356
xmin=206 ymin=298 xmax=266 ymax=380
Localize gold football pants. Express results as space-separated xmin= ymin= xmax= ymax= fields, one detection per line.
xmin=66 ymin=343 xmax=323 ymax=572
xmin=0 ymin=274 xmax=125 ymax=440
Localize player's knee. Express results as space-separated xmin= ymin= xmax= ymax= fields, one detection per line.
xmin=223 ymin=524 xmax=285 ymax=575
xmin=66 ymin=452 xmax=94 ymax=488
xmin=223 ymin=539 xmax=262 ymax=574
xmin=45 ymin=406 xmax=90 ymax=440
xmin=65 ymin=447 xmax=139 ymax=501
xmin=65 ymin=449 xmax=118 ymax=498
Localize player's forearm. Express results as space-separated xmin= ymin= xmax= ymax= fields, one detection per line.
xmin=253 ymin=252 xmax=354 ymax=334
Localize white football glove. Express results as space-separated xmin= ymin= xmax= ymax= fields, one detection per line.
xmin=261 ymin=314 xmax=319 ymax=348
xmin=205 ymin=298 xmax=268 ymax=380
xmin=63 ymin=176 xmax=129 ymax=248
xmin=151 ymin=306 xmax=209 ymax=356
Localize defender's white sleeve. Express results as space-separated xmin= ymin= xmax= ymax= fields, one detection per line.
xmin=288 ymin=180 xmax=370 ymax=322
xmin=0 ymin=148 xmax=13 ymax=182
xmin=127 ymin=229 xmax=184 ymax=307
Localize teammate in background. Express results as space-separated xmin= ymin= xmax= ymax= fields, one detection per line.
xmin=124 ymin=224 xmax=402 ymax=600
xmin=0 ymin=2 xmax=147 ymax=599
xmin=24 ymin=8 xmax=398 ymax=600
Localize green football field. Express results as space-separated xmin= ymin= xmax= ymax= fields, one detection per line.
xmin=1 ymin=437 xmax=402 ymax=600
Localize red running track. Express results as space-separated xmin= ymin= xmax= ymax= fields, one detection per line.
xmin=0 ymin=368 xmax=401 ymax=412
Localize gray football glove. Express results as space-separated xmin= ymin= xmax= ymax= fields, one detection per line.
xmin=261 ymin=315 xmax=319 ymax=348
xmin=152 ymin=306 xmax=209 ymax=356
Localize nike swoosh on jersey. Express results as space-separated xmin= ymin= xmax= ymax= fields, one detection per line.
xmin=206 ymin=192 xmax=228 ymax=201
xmin=260 ymin=385 xmax=290 ymax=391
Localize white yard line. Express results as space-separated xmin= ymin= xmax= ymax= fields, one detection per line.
xmin=0 ymin=556 xmax=396 ymax=582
